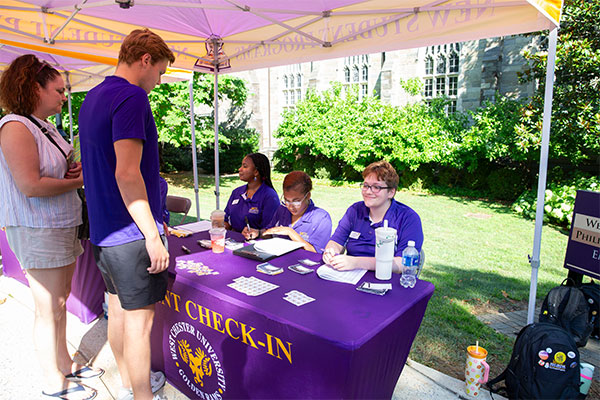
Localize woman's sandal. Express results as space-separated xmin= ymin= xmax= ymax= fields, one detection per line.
xmin=65 ymin=366 xmax=105 ymax=380
xmin=42 ymin=383 xmax=97 ymax=400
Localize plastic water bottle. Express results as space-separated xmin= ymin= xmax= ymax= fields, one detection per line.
xmin=400 ymin=240 xmax=419 ymax=288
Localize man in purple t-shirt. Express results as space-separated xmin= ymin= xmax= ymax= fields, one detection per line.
xmin=323 ymin=161 xmax=424 ymax=273
xmin=79 ymin=29 xmax=175 ymax=400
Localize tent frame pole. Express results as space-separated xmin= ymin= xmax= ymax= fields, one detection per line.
xmin=189 ymin=76 xmax=200 ymax=220
xmin=527 ymin=27 xmax=558 ymax=324
xmin=214 ymin=71 xmax=220 ymax=210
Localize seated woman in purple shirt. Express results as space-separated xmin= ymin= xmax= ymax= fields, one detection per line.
xmin=224 ymin=152 xmax=279 ymax=240
xmin=323 ymin=160 xmax=423 ymax=273
xmin=261 ymin=171 xmax=332 ymax=253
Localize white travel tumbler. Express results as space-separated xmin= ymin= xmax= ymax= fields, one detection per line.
xmin=375 ymin=220 xmax=396 ymax=280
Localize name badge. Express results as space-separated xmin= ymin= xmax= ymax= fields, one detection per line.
xmin=349 ymin=231 xmax=361 ymax=239
xmin=232 ymin=199 xmax=240 ymax=205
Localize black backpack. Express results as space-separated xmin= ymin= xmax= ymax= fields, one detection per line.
xmin=539 ymin=280 xmax=593 ymax=347
xmin=579 ymin=281 xmax=599 ymax=339
xmin=487 ymin=322 xmax=582 ymax=399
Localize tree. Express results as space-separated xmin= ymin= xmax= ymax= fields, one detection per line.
xmin=148 ymin=72 xmax=248 ymax=148
xmin=274 ymin=83 xmax=466 ymax=180
xmin=518 ymin=0 xmax=600 ymax=166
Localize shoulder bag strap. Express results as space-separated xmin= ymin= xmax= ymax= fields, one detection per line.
xmin=22 ymin=114 xmax=69 ymax=161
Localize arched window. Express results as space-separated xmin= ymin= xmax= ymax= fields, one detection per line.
xmin=425 ymin=56 xmax=433 ymax=75
xmin=449 ymin=52 xmax=459 ymax=73
xmin=423 ymin=43 xmax=461 ymax=114
xmin=282 ymin=64 xmax=303 ymax=109
xmin=343 ymin=55 xmax=370 ymax=100
xmin=436 ymin=55 xmax=446 ymax=74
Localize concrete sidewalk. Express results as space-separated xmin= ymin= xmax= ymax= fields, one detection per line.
xmin=0 ymin=271 xmax=500 ymax=400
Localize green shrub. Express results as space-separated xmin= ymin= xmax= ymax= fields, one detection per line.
xmin=198 ymin=123 xmax=259 ymax=174
xmin=487 ymin=167 xmax=530 ymax=201
xmin=160 ymin=142 xmax=196 ymax=172
xmin=273 ymin=84 xmax=467 ymax=179
xmin=512 ymin=174 xmax=600 ymax=226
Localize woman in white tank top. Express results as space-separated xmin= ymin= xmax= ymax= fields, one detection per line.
xmin=0 ymin=55 xmax=101 ymax=400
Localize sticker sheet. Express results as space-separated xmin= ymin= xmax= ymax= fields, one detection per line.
xmin=283 ymin=290 xmax=315 ymax=306
xmin=227 ymin=276 xmax=279 ymax=296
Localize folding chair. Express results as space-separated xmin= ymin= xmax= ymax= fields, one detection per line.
xmin=166 ymin=195 xmax=192 ymax=224
xmin=416 ymin=249 xmax=426 ymax=279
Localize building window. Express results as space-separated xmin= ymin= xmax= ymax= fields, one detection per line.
xmin=425 ymin=56 xmax=433 ymax=75
xmin=424 ymin=78 xmax=433 ymax=97
xmin=448 ymin=76 xmax=458 ymax=96
xmin=448 ymin=100 xmax=457 ymax=114
xmin=343 ymin=54 xmax=370 ymax=100
xmin=449 ymin=52 xmax=459 ymax=73
xmin=282 ymin=64 xmax=303 ymax=109
xmin=423 ymin=43 xmax=461 ymax=114
xmin=436 ymin=55 xmax=446 ymax=74
xmin=436 ymin=77 xmax=445 ymax=96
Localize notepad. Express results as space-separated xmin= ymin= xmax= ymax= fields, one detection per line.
xmin=316 ymin=265 xmax=367 ymax=285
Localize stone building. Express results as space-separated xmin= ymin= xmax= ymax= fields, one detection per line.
xmin=230 ymin=34 xmax=540 ymax=156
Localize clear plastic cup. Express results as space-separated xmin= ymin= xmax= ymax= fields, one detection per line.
xmin=210 ymin=210 xmax=225 ymax=229
xmin=209 ymin=228 xmax=226 ymax=253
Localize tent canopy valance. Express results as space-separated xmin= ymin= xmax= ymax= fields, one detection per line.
xmin=2 ymin=0 xmax=561 ymax=74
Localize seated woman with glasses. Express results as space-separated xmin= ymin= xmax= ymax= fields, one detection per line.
xmin=224 ymin=152 xmax=280 ymax=240
xmin=322 ymin=160 xmax=423 ymax=272
xmin=258 ymin=171 xmax=332 ymax=253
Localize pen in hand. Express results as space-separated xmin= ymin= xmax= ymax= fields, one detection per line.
xmin=244 ymin=216 xmax=254 ymax=240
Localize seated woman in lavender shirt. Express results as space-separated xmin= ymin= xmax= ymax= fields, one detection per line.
xmin=260 ymin=171 xmax=332 ymax=253
xmin=322 ymin=160 xmax=423 ymax=272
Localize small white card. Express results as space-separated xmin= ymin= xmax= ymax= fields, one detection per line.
xmin=349 ymin=231 xmax=361 ymax=239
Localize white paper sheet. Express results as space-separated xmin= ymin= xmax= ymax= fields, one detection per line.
xmin=253 ymin=238 xmax=304 ymax=256
xmin=175 ymin=220 xmax=212 ymax=233
xmin=316 ymin=265 xmax=367 ymax=285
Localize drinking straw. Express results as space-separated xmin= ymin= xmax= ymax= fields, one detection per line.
xmin=384 ymin=219 xmax=388 ymax=228
xmin=475 ymin=340 xmax=479 ymax=354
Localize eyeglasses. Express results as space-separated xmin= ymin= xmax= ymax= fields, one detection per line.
xmin=281 ymin=192 xmax=308 ymax=208
xmin=360 ymin=182 xmax=391 ymax=193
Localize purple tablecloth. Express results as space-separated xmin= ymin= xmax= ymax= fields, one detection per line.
xmin=152 ymin=232 xmax=435 ymax=399
xmin=0 ymin=229 xmax=106 ymax=324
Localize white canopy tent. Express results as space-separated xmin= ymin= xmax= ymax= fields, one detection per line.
xmin=0 ymin=0 xmax=564 ymax=322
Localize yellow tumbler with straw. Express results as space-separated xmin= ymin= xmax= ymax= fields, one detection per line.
xmin=465 ymin=341 xmax=490 ymax=397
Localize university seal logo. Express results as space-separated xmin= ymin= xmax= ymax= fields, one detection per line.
xmin=178 ymin=339 xmax=212 ymax=387
xmin=169 ymin=322 xmax=226 ymax=399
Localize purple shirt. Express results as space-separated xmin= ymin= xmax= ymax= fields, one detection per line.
xmin=79 ymin=76 xmax=164 ymax=246
xmin=330 ymin=200 xmax=423 ymax=257
xmin=265 ymin=200 xmax=332 ymax=253
xmin=224 ymin=184 xmax=279 ymax=232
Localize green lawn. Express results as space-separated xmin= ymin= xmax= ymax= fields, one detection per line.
xmin=164 ymin=170 xmax=576 ymax=380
